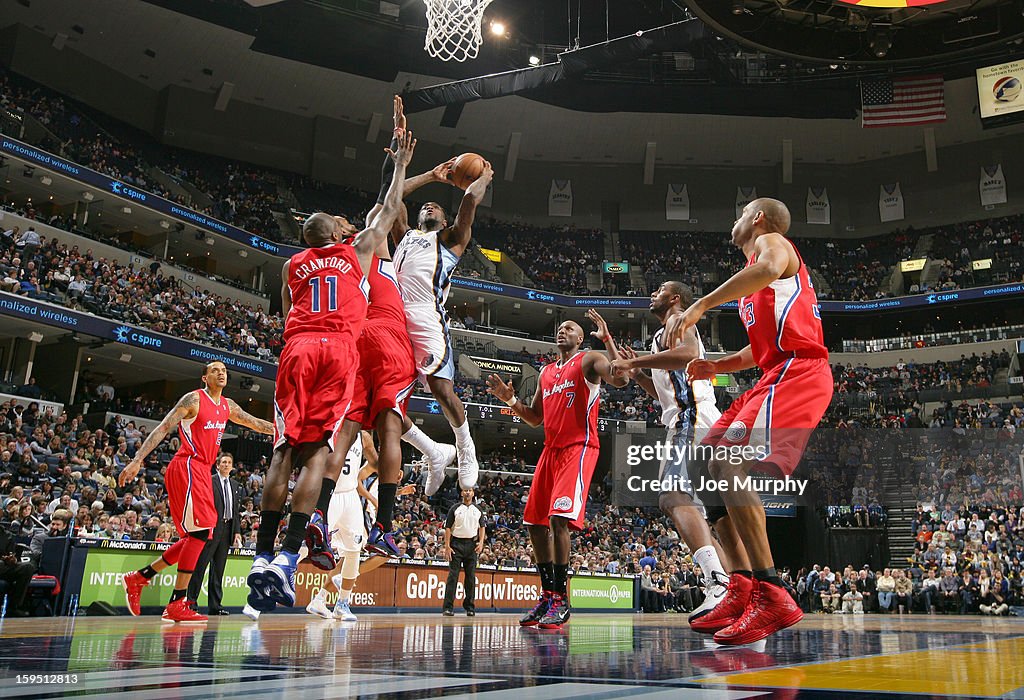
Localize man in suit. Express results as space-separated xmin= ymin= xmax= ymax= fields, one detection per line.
xmin=188 ymin=453 xmax=241 ymax=614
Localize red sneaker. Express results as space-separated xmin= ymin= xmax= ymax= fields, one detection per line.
xmin=123 ymin=571 xmax=149 ymax=616
xmin=713 ymin=580 xmax=803 ymax=646
xmin=161 ymin=598 xmax=208 ymax=624
xmin=689 ymin=573 xmax=754 ymax=634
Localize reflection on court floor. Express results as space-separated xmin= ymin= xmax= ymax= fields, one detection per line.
xmin=1 ymin=613 xmax=1022 ymax=698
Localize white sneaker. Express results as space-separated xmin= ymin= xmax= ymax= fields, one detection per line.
xmin=457 ymin=447 xmax=479 ymax=489
xmin=687 ymin=570 xmax=728 ymax=623
xmin=334 ymin=599 xmax=358 ymax=621
xmin=424 ymin=444 xmax=457 ymax=496
xmin=242 ymin=604 xmax=261 ymax=621
xmin=306 ymin=595 xmax=333 ymax=620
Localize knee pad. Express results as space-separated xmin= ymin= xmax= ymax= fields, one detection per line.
xmin=179 ymin=530 xmax=210 ymax=572
xmin=341 ymin=551 xmax=360 ymax=580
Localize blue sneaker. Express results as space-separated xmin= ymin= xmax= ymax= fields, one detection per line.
xmin=366 ymin=523 xmax=401 ymax=557
xmin=305 ymin=510 xmax=336 ymax=571
xmin=264 ymin=551 xmax=299 ymax=607
xmin=246 ymin=553 xmax=276 ymax=612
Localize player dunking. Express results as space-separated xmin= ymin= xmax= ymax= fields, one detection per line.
xmin=391 ymin=140 xmax=494 ymax=494
xmin=610 ymin=281 xmax=737 ymax=626
xmin=120 ymin=361 xmax=273 ymax=622
xmin=305 ymin=98 xmax=454 ymax=569
xmin=246 ymin=128 xmax=416 ymax=611
xmin=486 ymin=310 xmax=627 ymax=629
xmin=666 ymin=198 xmax=832 ymax=645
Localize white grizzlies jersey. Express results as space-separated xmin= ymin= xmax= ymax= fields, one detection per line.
xmin=336 ymin=437 xmax=364 ymax=493
xmin=393 ymin=228 xmax=460 ymax=311
xmin=651 ymin=326 xmax=718 ymax=432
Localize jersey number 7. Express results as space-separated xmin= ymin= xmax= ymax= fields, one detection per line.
xmin=565 ymin=391 xmax=575 ymax=408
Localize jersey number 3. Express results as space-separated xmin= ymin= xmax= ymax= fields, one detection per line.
xmin=308 ymin=275 xmax=338 ymax=313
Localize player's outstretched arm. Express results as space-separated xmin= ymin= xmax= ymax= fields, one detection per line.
xmin=226 ymin=398 xmax=273 ymax=435
xmin=686 ymin=345 xmax=756 ymax=382
xmin=443 ymin=161 xmax=493 ymax=258
xmin=486 ymin=373 xmax=543 ymax=427
xmin=666 ymin=233 xmax=793 ymax=347
xmin=584 ymin=351 xmax=629 ymax=388
xmin=613 ymin=346 xmax=658 ymax=400
xmin=354 ymin=130 xmax=415 ymax=272
xmin=615 ymin=321 xmax=701 ymax=374
xmin=117 ymin=392 xmax=199 ymax=486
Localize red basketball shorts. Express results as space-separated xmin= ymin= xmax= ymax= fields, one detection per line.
xmin=702 ymin=357 xmax=833 ymax=476
xmin=523 ymin=442 xmax=599 ymax=531
xmin=346 ymin=323 xmax=418 ymax=429
xmin=274 ymin=333 xmax=358 ymax=451
xmin=166 ymin=455 xmax=217 ymax=537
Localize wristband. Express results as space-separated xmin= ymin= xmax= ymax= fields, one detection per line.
xmin=504 ymin=396 xmax=518 ymax=407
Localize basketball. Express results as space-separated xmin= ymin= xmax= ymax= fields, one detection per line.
xmin=448 ymin=152 xmax=486 ymax=189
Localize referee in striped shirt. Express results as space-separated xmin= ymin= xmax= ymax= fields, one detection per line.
xmin=442 ymin=487 xmax=485 ymax=617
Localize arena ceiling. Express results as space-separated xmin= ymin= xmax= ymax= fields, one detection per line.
xmin=3 ymin=0 xmax=1024 ymax=166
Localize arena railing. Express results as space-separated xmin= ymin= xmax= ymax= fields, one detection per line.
xmin=842 ymin=324 xmax=1024 ymax=353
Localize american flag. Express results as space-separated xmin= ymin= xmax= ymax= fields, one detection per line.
xmin=860 ymin=75 xmax=945 ymax=128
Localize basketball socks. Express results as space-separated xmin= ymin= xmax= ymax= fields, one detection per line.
xmin=553 ymin=564 xmax=569 ymax=597
xmin=283 ymin=512 xmax=311 ymax=554
xmin=733 ymin=569 xmax=753 ymax=579
xmin=693 ymin=545 xmax=726 ymax=582
xmin=170 ymin=589 xmax=187 ymax=602
xmin=753 ymin=567 xmax=784 ymax=589
xmin=339 ymin=588 xmax=352 ymax=605
xmin=377 ymin=483 xmax=398 ymax=531
xmin=453 ymin=420 xmax=474 ymax=451
xmin=257 ymin=510 xmax=283 ymax=554
xmin=537 ymin=562 xmax=555 ymax=592
xmin=316 ymin=478 xmax=336 ymax=517
xmin=138 ymin=565 xmax=158 ymax=580
xmin=402 ymin=424 xmax=442 ymax=461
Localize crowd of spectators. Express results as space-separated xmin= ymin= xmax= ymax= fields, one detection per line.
xmin=832 ymin=352 xmax=1013 ymax=404
xmin=0 ymin=225 xmax=283 ymax=360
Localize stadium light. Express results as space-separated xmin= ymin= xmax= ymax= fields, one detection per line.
xmin=490 ymin=21 xmax=505 ymax=36
xmin=529 ymin=55 xmax=540 ymax=66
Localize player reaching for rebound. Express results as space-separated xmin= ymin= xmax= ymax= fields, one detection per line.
xmin=305 ymin=98 xmax=453 ymax=570
xmin=246 ymin=128 xmax=416 ymax=612
xmin=486 ymin=310 xmax=627 ymax=629
xmin=666 ymin=198 xmax=833 ymax=645
xmin=391 ymin=135 xmax=494 ymax=494
xmin=120 ymin=361 xmax=273 ymax=622
xmin=610 ymin=281 xmax=738 ymax=627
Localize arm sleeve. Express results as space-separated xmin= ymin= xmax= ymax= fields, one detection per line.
xmin=376 ymin=135 xmax=401 ymax=205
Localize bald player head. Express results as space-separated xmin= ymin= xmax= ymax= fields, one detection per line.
xmin=302 ymin=212 xmax=342 ymax=248
xmin=731 ymin=197 xmax=791 ymax=247
xmin=555 ymin=320 xmax=585 ymax=353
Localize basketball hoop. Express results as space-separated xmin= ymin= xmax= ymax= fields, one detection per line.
xmin=423 ymin=0 xmax=494 ymax=62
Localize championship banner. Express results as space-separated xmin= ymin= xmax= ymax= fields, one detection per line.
xmin=665 ymin=184 xmax=690 ymax=221
xmin=879 ymin=183 xmax=905 ymax=223
xmin=736 ymin=186 xmax=757 ymax=219
xmin=980 ymin=164 xmax=1007 ymax=206
xmin=806 ymin=186 xmax=831 ymax=225
xmin=548 ymin=179 xmax=573 ymax=217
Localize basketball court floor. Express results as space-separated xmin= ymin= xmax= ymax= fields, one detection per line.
xmin=1 ymin=613 xmax=1021 ymax=698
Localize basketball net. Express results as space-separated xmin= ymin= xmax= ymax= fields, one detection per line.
xmin=423 ymin=0 xmax=494 ymax=62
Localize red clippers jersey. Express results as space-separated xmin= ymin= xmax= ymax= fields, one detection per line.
xmin=284 ymin=243 xmax=369 ymax=341
xmin=539 ymin=351 xmax=600 ymax=449
xmin=176 ymin=389 xmax=229 ymax=466
xmin=366 ymin=256 xmax=407 ymax=327
xmin=739 ymin=239 xmax=828 ymax=370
